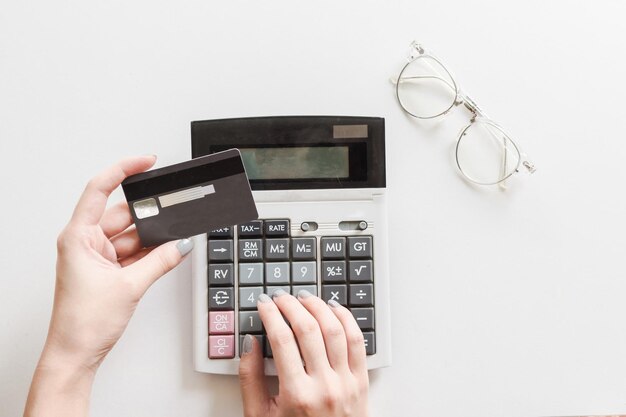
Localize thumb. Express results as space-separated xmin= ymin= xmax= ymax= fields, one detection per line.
xmin=239 ymin=334 xmax=270 ymax=417
xmin=126 ymin=238 xmax=194 ymax=292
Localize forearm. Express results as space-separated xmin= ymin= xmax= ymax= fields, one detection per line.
xmin=24 ymin=348 xmax=96 ymax=417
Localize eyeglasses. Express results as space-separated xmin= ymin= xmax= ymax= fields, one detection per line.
xmin=393 ymin=41 xmax=536 ymax=187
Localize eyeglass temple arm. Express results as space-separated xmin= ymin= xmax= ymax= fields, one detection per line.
xmin=480 ymin=123 xmax=536 ymax=189
xmin=389 ymin=74 xmax=456 ymax=92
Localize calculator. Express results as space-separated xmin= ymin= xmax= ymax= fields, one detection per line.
xmin=190 ymin=116 xmax=391 ymax=375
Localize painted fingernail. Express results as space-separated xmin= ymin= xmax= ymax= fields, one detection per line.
xmin=258 ymin=293 xmax=272 ymax=303
xmin=242 ymin=334 xmax=254 ymax=355
xmin=297 ymin=289 xmax=313 ymax=299
xmin=328 ymin=299 xmax=341 ymax=308
xmin=271 ymin=289 xmax=287 ymax=299
xmin=176 ymin=238 xmax=194 ymax=256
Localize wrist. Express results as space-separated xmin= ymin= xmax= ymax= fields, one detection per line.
xmin=24 ymin=348 xmax=97 ymax=417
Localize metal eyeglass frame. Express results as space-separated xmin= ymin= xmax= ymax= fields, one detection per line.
xmin=393 ymin=41 xmax=536 ymax=186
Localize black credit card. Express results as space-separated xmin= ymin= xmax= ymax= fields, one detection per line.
xmin=122 ymin=149 xmax=258 ymax=247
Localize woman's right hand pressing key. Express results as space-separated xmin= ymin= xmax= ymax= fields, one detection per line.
xmin=238 ymin=289 xmax=370 ymax=417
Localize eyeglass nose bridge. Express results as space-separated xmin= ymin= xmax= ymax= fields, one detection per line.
xmin=458 ymin=93 xmax=486 ymax=120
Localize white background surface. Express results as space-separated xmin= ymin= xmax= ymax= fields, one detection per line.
xmin=1 ymin=1 xmax=625 ymax=416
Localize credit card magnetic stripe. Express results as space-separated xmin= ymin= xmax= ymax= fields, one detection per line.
xmin=122 ymin=155 xmax=245 ymax=202
xmin=159 ymin=184 xmax=216 ymax=208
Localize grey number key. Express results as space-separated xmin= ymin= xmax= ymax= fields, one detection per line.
xmin=292 ymin=285 xmax=318 ymax=297
xmin=265 ymin=262 xmax=290 ymax=285
xmin=239 ymin=286 xmax=263 ymax=309
xmin=292 ymin=261 xmax=316 ymax=284
xmin=239 ymin=311 xmax=263 ymax=333
xmin=239 ymin=263 xmax=264 ymax=286
xmin=266 ymin=285 xmax=291 ymax=298
xmin=240 ymin=334 xmax=264 ymax=358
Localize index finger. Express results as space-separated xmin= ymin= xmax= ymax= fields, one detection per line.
xmin=71 ymin=155 xmax=157 ymax=225
xmin=256 ymin=294 xmax=307 ymax=383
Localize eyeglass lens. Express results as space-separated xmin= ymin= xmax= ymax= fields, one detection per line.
xmin=396 ymin=56 xmax=457 ymax=119
xmin=456 ymin=120 xmax=521 ymax=185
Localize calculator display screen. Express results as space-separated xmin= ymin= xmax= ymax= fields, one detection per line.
xmin=240 ymin=146 xmax=349 ymax=180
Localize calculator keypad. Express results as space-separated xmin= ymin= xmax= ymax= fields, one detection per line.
xmin=207 ymin=219 xmax=376 ymax=359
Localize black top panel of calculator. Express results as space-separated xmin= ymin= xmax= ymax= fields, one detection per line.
xmin=191 ymin=116 xmax=385 ymax=190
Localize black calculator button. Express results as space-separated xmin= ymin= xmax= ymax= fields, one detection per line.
xmin=209 ymin=287 xmax=234 ymax=310
xmin=239 ymin=334 xmax=264 ymax=358
xmin=292 ymin=237 xmax=316 ymax=260
xmin=322 ymin=284 xmax=348 ymax=306
xmin=349 ymin=284 xmax=374 ymax=306
xmin=209 ymin=226 xmax=234 ymax=239
xmin=238 ymin=239 xmax=263 ymax=262
xmin=265 ymin=238 xmax=290 ymax=261
xmin=363 ymin=331 xmax=376 ymax=355
xmin=348 ymin=260 xmax=373 ymax=283
xmin=208 ymin=240 xmax=234 ymax=262
xmin=322 ymin=261 xmax=347 ymax=283
xmin=348 ymin=236 xmax=373 ymax=258
xmin=321 ymin=237 xmax=346 ymax=259
xmin=208 ymin=264 xmax=234 ymax=286
xmin=238 ymin=220 xmax=264 ymax=237
xmin=265 ymin=219 xmax=290 ymax=237
xmin=264 ymin=336 xmax=273 ymax=358
xmin=351 ymin=308 xmax=375 ymax=330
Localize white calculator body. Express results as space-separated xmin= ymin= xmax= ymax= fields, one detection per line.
xmin=190 ymin=116 xmax=391 ymax=375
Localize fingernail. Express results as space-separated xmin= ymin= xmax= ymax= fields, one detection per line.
xmin=271 ymin=289 xmax=287 ymax=299
xmin=176 ymin=238 xmax=194 ymax=256
xmin=328 ymin=299 xmax=341 ymax=308
xmin=258 ymin=293 xmax=272 ymax=303
xmin=242 ymin=334 xmax=254 ymax=355
xmin=297 ymin=289 xmax=313 ymax=299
